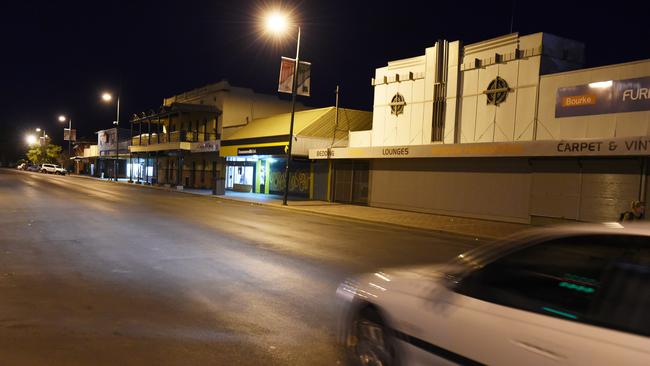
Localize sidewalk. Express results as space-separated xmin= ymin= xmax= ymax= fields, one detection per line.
xmin=219 ymin=192 xmax=528 ymax=240
xmin=70 ymin=174 xmax=529 ymax=240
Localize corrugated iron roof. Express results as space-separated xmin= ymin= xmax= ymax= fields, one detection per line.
xmin=223 ymin=107 xmax=371 ymax=141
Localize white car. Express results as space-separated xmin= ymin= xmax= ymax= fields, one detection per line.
xmin=40 ymin=163 xmax=67 ymax=175
xmin=338 ymin=223 xmax=650 ymax=366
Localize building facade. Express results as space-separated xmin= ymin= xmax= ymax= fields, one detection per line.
xmin=311 ymin=32 xmax=650 ymax=224
xmin=220 ymin=107 xmax=372 ymax=197
xmin=96 ymin=128 xmax=130 ymax=179
xmin=128 ymin=80 xmax=306 ymax=191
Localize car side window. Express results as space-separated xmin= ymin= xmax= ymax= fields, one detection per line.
xmin=589 ymin=236 xmax=650 ymax=336
xmin=456 ymin=235 xmax=627 ymax=324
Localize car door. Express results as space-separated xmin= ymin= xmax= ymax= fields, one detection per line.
xmin=410 ymin=234 xmax=650 ymax=365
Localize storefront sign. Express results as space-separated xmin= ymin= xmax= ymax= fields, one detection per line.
xmin=237 ymin=146 xmax=287 ymax=156
xmin=191 ymin=140 xmax=220 ymax=153
xmin=310 ymin=136 xmax=650 ymax=160
xmin=556 ymin=76 xmax=650 ymax=118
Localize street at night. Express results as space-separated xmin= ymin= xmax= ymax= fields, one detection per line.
xmin=4 ymin=1 xmax=650 ymax=364
xmin=0 ymin=169 xmax=477 ymax=365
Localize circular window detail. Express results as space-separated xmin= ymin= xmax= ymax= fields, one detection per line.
xmin=390 ymin=93 xmax=406 ymax=116
xmin=485 ymin=77 xmax=511 ymax=106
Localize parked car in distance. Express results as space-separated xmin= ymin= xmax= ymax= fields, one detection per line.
xmin=26 ymin=165 xmax=40 ymax=172
xmin=40 ymin=163 xmax=67 ymax=175
xmin=338 ymin=223 xmax=650 ymax=366
xmin=16 ymin=163 xmax=27 ymax=170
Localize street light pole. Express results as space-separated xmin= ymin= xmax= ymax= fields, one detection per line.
xmin=59 ymin=115 xmax=72 ymax=171
xmin=68 ymin=119 xmax=72 ymax=165
xmin=283 ymin=26 xmax=301 ymax=206
xmin=114 ymin=96 xmax=120 ymax=182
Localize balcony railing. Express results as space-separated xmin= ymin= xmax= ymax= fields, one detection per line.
xmin=131 ymin=131 xmax=220 ymax=146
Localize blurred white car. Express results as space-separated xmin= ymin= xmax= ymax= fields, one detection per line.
xmin=40 ymin=163 xmax=66 ymax=175
xmin=338 ymin=223 xmax=650 ymax=366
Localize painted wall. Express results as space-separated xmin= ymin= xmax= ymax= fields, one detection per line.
xmin=369 ymin=41 xmax=461 ymax=147
xmin=458 ymin=33 xmax=545 ymax=144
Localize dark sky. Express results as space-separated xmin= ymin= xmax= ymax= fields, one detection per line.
xmin=1 ymin=0 xmax=649 ymax=162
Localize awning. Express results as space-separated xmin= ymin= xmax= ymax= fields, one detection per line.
xmin=309 ymin=135 xmax=650 ymax=159
xmin=221 ymin=107 xmax=371 ymax=157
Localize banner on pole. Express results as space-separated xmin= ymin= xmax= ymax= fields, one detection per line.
xmin=64 ymin=128 xmax=76 ymax=141
xmin=278 ymin=57 xmax=311 ymax=97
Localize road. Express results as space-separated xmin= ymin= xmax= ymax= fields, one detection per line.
xmin=0 ymin=169 xmax=481 ymax=365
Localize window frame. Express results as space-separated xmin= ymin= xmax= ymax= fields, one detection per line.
xmin=454 ymin=233 xmax=650 ymax=337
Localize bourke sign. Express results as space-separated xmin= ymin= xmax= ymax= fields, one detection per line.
xmin=555 ymin=76 xmax=650 ymax=118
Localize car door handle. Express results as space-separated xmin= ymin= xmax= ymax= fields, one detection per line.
xmin=511 ymin=340 xmax=565 ymax=361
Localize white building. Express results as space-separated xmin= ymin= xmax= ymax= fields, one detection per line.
xmin=310 ymin=32 xmax=650 ymax=224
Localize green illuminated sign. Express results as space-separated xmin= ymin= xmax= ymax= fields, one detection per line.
xmin=559 ymin=281 xmax=595 ymax=293
xmin=542 ymin=307 xmax=578 ymax=320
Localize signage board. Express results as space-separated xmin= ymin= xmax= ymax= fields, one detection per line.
xmin=310 ymin=136 xmax=650 ymax=160
xmin=237 ymin=146 xmax=287 ymax=156
xmin=97 ymin=129 xmax=116 ymax=154
xmin=556 ymin=77 xmax=650 ymax=118
xmin=278 ymin=57 xmax=311 ymax=97
xmin=64 ymin=128 xmax=76 ymax=141
xmin=97 ymin=128 xmax=129 ymax=156
xmin=191 ymin=140 xmax=220 ymax=153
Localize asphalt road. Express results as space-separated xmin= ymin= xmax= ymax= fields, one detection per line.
xmin=0 ymin=169 xmax=481 ymax=365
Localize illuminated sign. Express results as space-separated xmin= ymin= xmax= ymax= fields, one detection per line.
xmin=556 ymin=76 xmax=650 ymax=117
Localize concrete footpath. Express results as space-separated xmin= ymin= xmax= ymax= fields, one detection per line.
xmin=70 ymin=174 xmax=529 ymax=240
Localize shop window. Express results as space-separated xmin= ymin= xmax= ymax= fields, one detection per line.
xmin=234 ymin=166 xmax=253 ymax=185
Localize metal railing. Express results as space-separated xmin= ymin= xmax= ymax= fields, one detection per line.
xmin=131 ymin=131 xmax=220 ymax=146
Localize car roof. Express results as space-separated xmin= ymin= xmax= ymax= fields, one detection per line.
xmin=456 ymin=222 xmax=650 ymax=269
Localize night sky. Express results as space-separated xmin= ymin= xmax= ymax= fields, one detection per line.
xmin=1 ymin=0 xmax=648 ymax=163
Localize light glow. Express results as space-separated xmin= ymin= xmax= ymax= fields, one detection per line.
xmin=58 ymin=115 xmax=66 ymax=122
xmin=588 ymin=80 xmax=613 ymax=88
xmin=25 ymin=134 xmax=37 ymax=145
xmin=102 ymin=92 xmax=113 ymax=102
xmin=35 ymin=128 xmax=41 ymax=132
xmin=264 ymin=11 xmax=289 ymax=35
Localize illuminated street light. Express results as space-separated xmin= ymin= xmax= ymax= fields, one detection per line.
xmin=58 ymin=114 xmax=73 ymax=171
xmin=26 ymin=134 xmax=37 ymax=145
xmin=101 ymin=92 xmax=120 ymax=181
xmin=34 ymin=128 xmax=46 ymax=141
xmin=262 ymin=10 xmax=301 ymax=206
xmin=264 ymin=11 xmax=289 ymax=35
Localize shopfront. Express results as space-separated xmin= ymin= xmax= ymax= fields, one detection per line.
xmin=221 ymin=107 xmax=372 ymax=198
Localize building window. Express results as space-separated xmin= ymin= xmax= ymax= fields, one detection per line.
xmin=485 ymin=76 xmax=511 ymax=106
xmin=390 ymin=93 xmax=406 ymax=116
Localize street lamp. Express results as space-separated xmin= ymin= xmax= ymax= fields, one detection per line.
xmin=264 ymin=10 xmax=300 ymax=206
xmin=35 ymin=128 xmax=46 ymax=144
xmin=58 ymin=115 xmax=72 ymax=171
xmin=25 ymin=134 xmax=37 ymax=145
xmin=101 ymin=92 xmax=120 ymax=181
